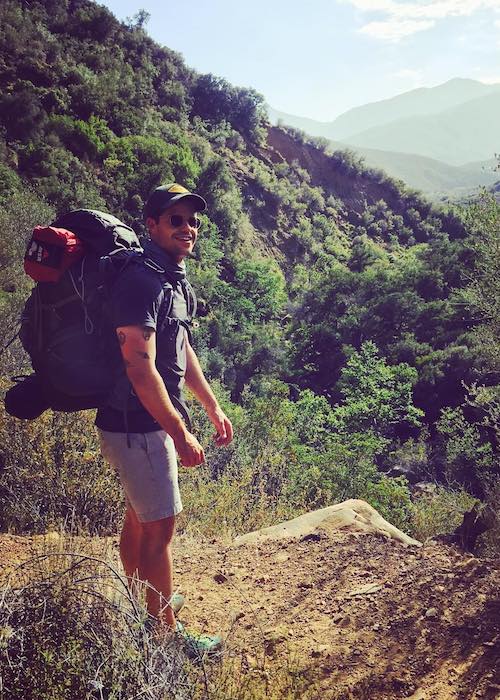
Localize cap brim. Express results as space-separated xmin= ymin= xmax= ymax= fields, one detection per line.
xmin=159 ymin=192 xmax=207 ymax=213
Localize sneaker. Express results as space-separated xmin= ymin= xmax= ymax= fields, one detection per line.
xmin=143 ymin=593 xmax=185 ymax=634
xmin=170 ymin=592 xmax=185 ymax=614
xmin=175 ymin=621 xmax=223 ymax=659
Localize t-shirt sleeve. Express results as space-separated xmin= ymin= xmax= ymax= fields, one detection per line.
xmin=109 ymin=266 xmax=168 ymax=330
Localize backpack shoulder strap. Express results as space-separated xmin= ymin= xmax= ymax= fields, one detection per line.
xmin=180 ymin=279 xmax=197 ymax=322
xmin=140 ymin=256 xmax=175 ymax=317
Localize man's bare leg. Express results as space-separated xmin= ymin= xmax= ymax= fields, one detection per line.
xmin=139 ymin=515 xmax=177 ymax=628
xmin=120 ymin=506 xmax=142 ymax=583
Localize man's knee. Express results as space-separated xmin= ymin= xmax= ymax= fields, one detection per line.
xmin=140 ymin=515 xmax=176 ymax=554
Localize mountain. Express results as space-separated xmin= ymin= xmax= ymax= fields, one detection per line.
xmin=351 ymin=149 xmax=498 ymax=196
xmin=268 ymin=79 xmax=500 ymax=193
xmin=330 ymin=78 xmax=500 ymax=141
xmin=344 ymin=91 xmax=500 ymax=165
xmin=269 ymin=79 xmax=500 ymax=143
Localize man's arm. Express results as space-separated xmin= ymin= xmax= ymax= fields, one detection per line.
xmin=185 ymin=336 xmax=234 ymax=446
xmin=116 ymin=325 xmax=205 ymax=467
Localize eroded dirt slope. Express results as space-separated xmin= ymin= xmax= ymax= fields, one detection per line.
xmin=1 ymin=523 xmax=499 ymax=700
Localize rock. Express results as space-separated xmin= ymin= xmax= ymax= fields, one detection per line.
xmin=311 ymin=644 xmax=330 ymax=657
xmin=234 ymin=499 xmax=422 ymax=547
xmin=425 ymin=608 xmax=439 ymax=619
xmin=273 ymin=551 xmax=290 ymax=563
xmin=412 ymin=482 xmax=437 ymax=498
xmin=349 ymin=583 xmax=383 ymax=597
xmin=387 ymin=464 xmax=422 ymax=484
xmin=245 ymin=654 xmax=258 ymax=668
xmin=213 ymin=572 xmax=227 ymax=584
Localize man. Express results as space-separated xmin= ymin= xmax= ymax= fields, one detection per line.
xmin=96 ymin=184 xmax=233 ymax=648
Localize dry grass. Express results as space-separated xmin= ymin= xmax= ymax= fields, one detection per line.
xmin=0 ymin=536 xmax=196 ymax=700
xmin=410 ymin=484 xmax=478 ymax=542
xmin=0 ymin=535 xmax=316 ymax=700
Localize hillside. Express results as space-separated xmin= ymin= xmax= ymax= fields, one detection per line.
xmin=349 ymin=150 xmax=498 ymax=198
xmin=1 ymin=504 xmax=499 ymax=699
xmin=265 ymin=127 xmax=498 ymax=198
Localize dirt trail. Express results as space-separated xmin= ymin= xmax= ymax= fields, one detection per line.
xmin=1 ymin=513 xmax=499 ymax=700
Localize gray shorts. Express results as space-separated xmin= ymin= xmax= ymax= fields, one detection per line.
xmin=98 ymin=429 xmax=183 ymax=523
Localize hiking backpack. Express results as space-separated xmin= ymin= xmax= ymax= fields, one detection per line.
xmin=5 ymin=209 xmax=196 ymax=422
xmin=4 ymin=210 xmax=142 ymax=418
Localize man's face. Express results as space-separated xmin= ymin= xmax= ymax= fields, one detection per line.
xmin=146 ymin=201 xmax=199 ymax=261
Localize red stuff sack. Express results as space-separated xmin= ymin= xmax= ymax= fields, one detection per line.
xmin=24 ymin=226 xmax=85 ymax=282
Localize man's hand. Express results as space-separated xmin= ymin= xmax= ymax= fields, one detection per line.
xmin=173 ymin=429 xmax=205 ymax=467
xmin=207 ymin=405 xmax=234 ymax=447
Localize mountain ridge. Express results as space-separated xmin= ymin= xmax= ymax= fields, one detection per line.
xmin=267 ymin=78 xmax=500 ymax=194
xmin=268 ymin=78 xmax=500 ymax=142
xmin=330 ymin=77 xmax=500 ymax=140
xmin=342 ymin=91 xmax=500 ymax=166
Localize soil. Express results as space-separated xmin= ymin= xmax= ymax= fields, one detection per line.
xmin=1 ymin=514 xmax=499 ymax=700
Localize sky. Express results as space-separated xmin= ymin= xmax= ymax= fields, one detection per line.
xmin=99 ymin=0 xmax=500 ymax=122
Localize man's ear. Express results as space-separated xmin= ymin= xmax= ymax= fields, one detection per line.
xmin=145 ymin=216 xmax=157 ymax=234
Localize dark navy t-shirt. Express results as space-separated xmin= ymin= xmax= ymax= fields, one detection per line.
xmin=95 ymin=241 xmax=191 ymax=433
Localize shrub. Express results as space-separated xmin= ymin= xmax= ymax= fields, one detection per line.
xmin=436 ymin=406 xmax=495 ymax=493
xmin=0 ymin=401 xmax=123 ymax=534
xmin=363 ymin=475 xmax=412 ymax=532
xmin=410 ymin=485 xmax=478 ymax=541
xmin=0 ymin=187 xmax=55 ymax=375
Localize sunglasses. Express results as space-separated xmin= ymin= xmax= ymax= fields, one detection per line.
xmin=167 ymin=214 xmax=202 ymax=230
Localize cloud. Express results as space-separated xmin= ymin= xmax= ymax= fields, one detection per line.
xmin=359 ymin=18 xmax=434 ymax=40
xmin=343 ymin=0 xmax=500 ymax=42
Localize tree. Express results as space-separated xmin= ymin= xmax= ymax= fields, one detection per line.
xmin=334 ymin=341 xmax=424 ymax=440
xmin=461 ymin=194 xmax=500 ymax=372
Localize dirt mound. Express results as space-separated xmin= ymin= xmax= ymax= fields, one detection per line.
xmin=1 ymin=507 xmax=499 ymax=700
